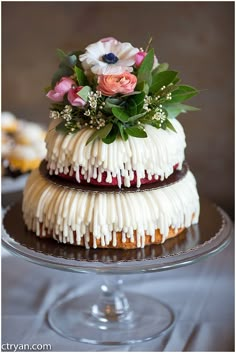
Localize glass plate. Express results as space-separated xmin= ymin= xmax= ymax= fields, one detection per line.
xmin=2 ymin=198 xmax=232 ymax=274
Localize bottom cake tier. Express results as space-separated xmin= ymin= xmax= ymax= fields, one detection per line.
xmin=22 ymin=169 xmax=200 ymax=249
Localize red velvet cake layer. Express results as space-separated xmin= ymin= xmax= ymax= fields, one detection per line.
xmin=57 ymin=164 xmax=179 ymax=187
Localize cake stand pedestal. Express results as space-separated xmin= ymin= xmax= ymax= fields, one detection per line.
xmin=2 ymin=198 xmax=233 ymax=345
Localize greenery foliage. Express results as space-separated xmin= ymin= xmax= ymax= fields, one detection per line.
xmin=47 ymin=44 xmax=199 ymax=144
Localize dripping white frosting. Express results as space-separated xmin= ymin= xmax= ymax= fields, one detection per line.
xmin=22 ymin=168 xmax=200 ymax=249
xmin=45 ymin=119 xmax=186 ymax=188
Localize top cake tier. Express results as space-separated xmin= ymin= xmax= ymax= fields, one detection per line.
xmin=44 ymin=37 xmax=199 ymax=188
xmin=45 ymin=118 xmax=186 ymax=188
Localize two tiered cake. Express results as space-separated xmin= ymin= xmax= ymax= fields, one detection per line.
xmin=22 ymin=37 xmax=200 ymax=249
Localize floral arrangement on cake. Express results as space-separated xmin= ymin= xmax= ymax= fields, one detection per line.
xmin=46 ymin=37 xmax=199 ymax=144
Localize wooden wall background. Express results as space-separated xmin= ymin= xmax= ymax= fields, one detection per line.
xmin=2 ymin=2 xmax=234 ymax=217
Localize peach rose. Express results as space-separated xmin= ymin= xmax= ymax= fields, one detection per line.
xmin=97 ymin=73 xmax=137 ymax=96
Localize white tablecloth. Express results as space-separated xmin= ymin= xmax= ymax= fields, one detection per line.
xmin=2 ymin=235 xmax=234 ymax=352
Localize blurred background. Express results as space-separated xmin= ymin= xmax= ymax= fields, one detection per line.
xmin=2 ymin=1 xmax=234 ymax=217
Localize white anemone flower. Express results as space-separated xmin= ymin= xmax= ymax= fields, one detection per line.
xmin=79 ymin=38 xmax=139 ymax=75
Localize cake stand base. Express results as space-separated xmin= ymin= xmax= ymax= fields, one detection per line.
xmin=48 ymin=282 xmax=174 ymax=345
xmin=2 ymin=198 xmax=233 ymax=345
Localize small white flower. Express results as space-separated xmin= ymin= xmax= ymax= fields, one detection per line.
xmin=79 ymin=38 xmax=139 ymax=75
xmin=88 ymin=93 xmax=98 ymax=109
xmin=63 ymin=105 xmax=73 ymax=113
xmin=143 ymin=95 xmax=152 ymax=111
xmin=49 ymin=110 xmax=60 ymax=119
xmin=84 ymin=110 xmax=91 ymax=116
xmin=153 ymin=110 xmax=166 ymax=122
xmin=62 ymin=113 xmax=72 ymax=121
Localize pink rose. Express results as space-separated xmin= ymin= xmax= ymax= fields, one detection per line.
xmin=67 ymin=87 xmax=86 ymax=107
xmin=135 ymin=51 xmax=147 ymax=67
xmin=135 ymin=51 xmax=159 ymax=69
xmin=46 ymin=77 xmax=75 ymax=102
xmin=97 ymin=73 xmax=137 ymax=96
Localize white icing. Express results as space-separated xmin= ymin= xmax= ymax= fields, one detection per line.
xmin=8 ymin=143 xmax=46 ymax=160
xmin=16 ymin=121 xmax=46 ymax=145
xmin=1 ymin=111 xmax=17 ymax=128
xmin=32 ymin=140 xmax=47 ymax=159
xmin=45 ymin=119 xmax=186 ymax=187
xmin=23 ymin=168 xmax=200 ymax=248
xmin=1 ymin=133 xmax=14 ymax=156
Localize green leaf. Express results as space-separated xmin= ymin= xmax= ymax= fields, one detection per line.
xmin=106 ymin=97 xmax=122 ymax=106
xmin=164 ymin=119 xmax=177 ymax=132
xmin=53 ymin=48 xmax=78 ymax=87
xmin=55 ymin=121 xmax=68 ymax=134
xmin=102 ymin=124 xmax=119 ymax=144
xmin=179 ymin=104 xmax=199 ymax=111
xmin=145 ymin=120 xmax=161 ymax=129
xmin=149 ymin=70 xmax=179 ymax=94
xmin=66 ymin=54 xmax=77 ymax=68
xmin=125 ymin=126 xmax=147 ymax=138
xmin=74 ymin=66 xmax=88 ymax=86
xmin=86 ymin=123 xmax=113 ymax=145
xmin=170 ymin=85 xmax=199 ymax=103
xmin=136 ymin=81 xmax=149 ymax=95
xmin=44 ymin=85 xmax=52 ymax=93
xmin=56 ymin=49 xmax=77 ymax=68
xmin=137 ymin=48 xmax=154 ymax=86
xmin=112 ymin=107 xmax=129 ymax=122
xmin=51 ymin=102 xmax=66 ymax=110
xmin=68 ymin=50 xmax=83 ymax=58
xmin=127 ymin=112 xmax=147 ymax=123
xmin=131 ymin=91 xmax=145 ymax=113
xmin=127 ymin=98 xmax=137 ymax=116
xmin=121 ymin=91 xmax=141 ymax=98
xmin=152 ymin=63 xmax=169 ymax=75
xmin=172 ymin=77 xmax=181 ymax=85
xmin=118 ymin=122 xmax=129 ymax=141
xmin=69 ymin=50 xmax=83 ymax=68
xmin=103 ymin=97 xmax=122 ymax=113
xmin=139 ymin=110 xmax=156 ymax=124
xmin=145 ymin=36 xmax=153 ymax=52
xmin=77 ymin=86 xmax=91 ymax=102
xmin=163 ymin=103 xmax=200 ymax=119
xmin=51 ymin=66 xmax=74 ymax=87
xmin=56 ymin=48 xmax=67 ymax=62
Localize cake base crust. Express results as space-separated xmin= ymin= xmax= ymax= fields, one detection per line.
xmin=38 ymin=226 xmax=185 ymax=249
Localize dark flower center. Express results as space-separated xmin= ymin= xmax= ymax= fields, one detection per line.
xmin=102 ymin=53 xmax=119 ymax=64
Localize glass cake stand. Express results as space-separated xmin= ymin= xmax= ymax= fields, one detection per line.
xmin=2 ymin=198 xmax=233 ymax=345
